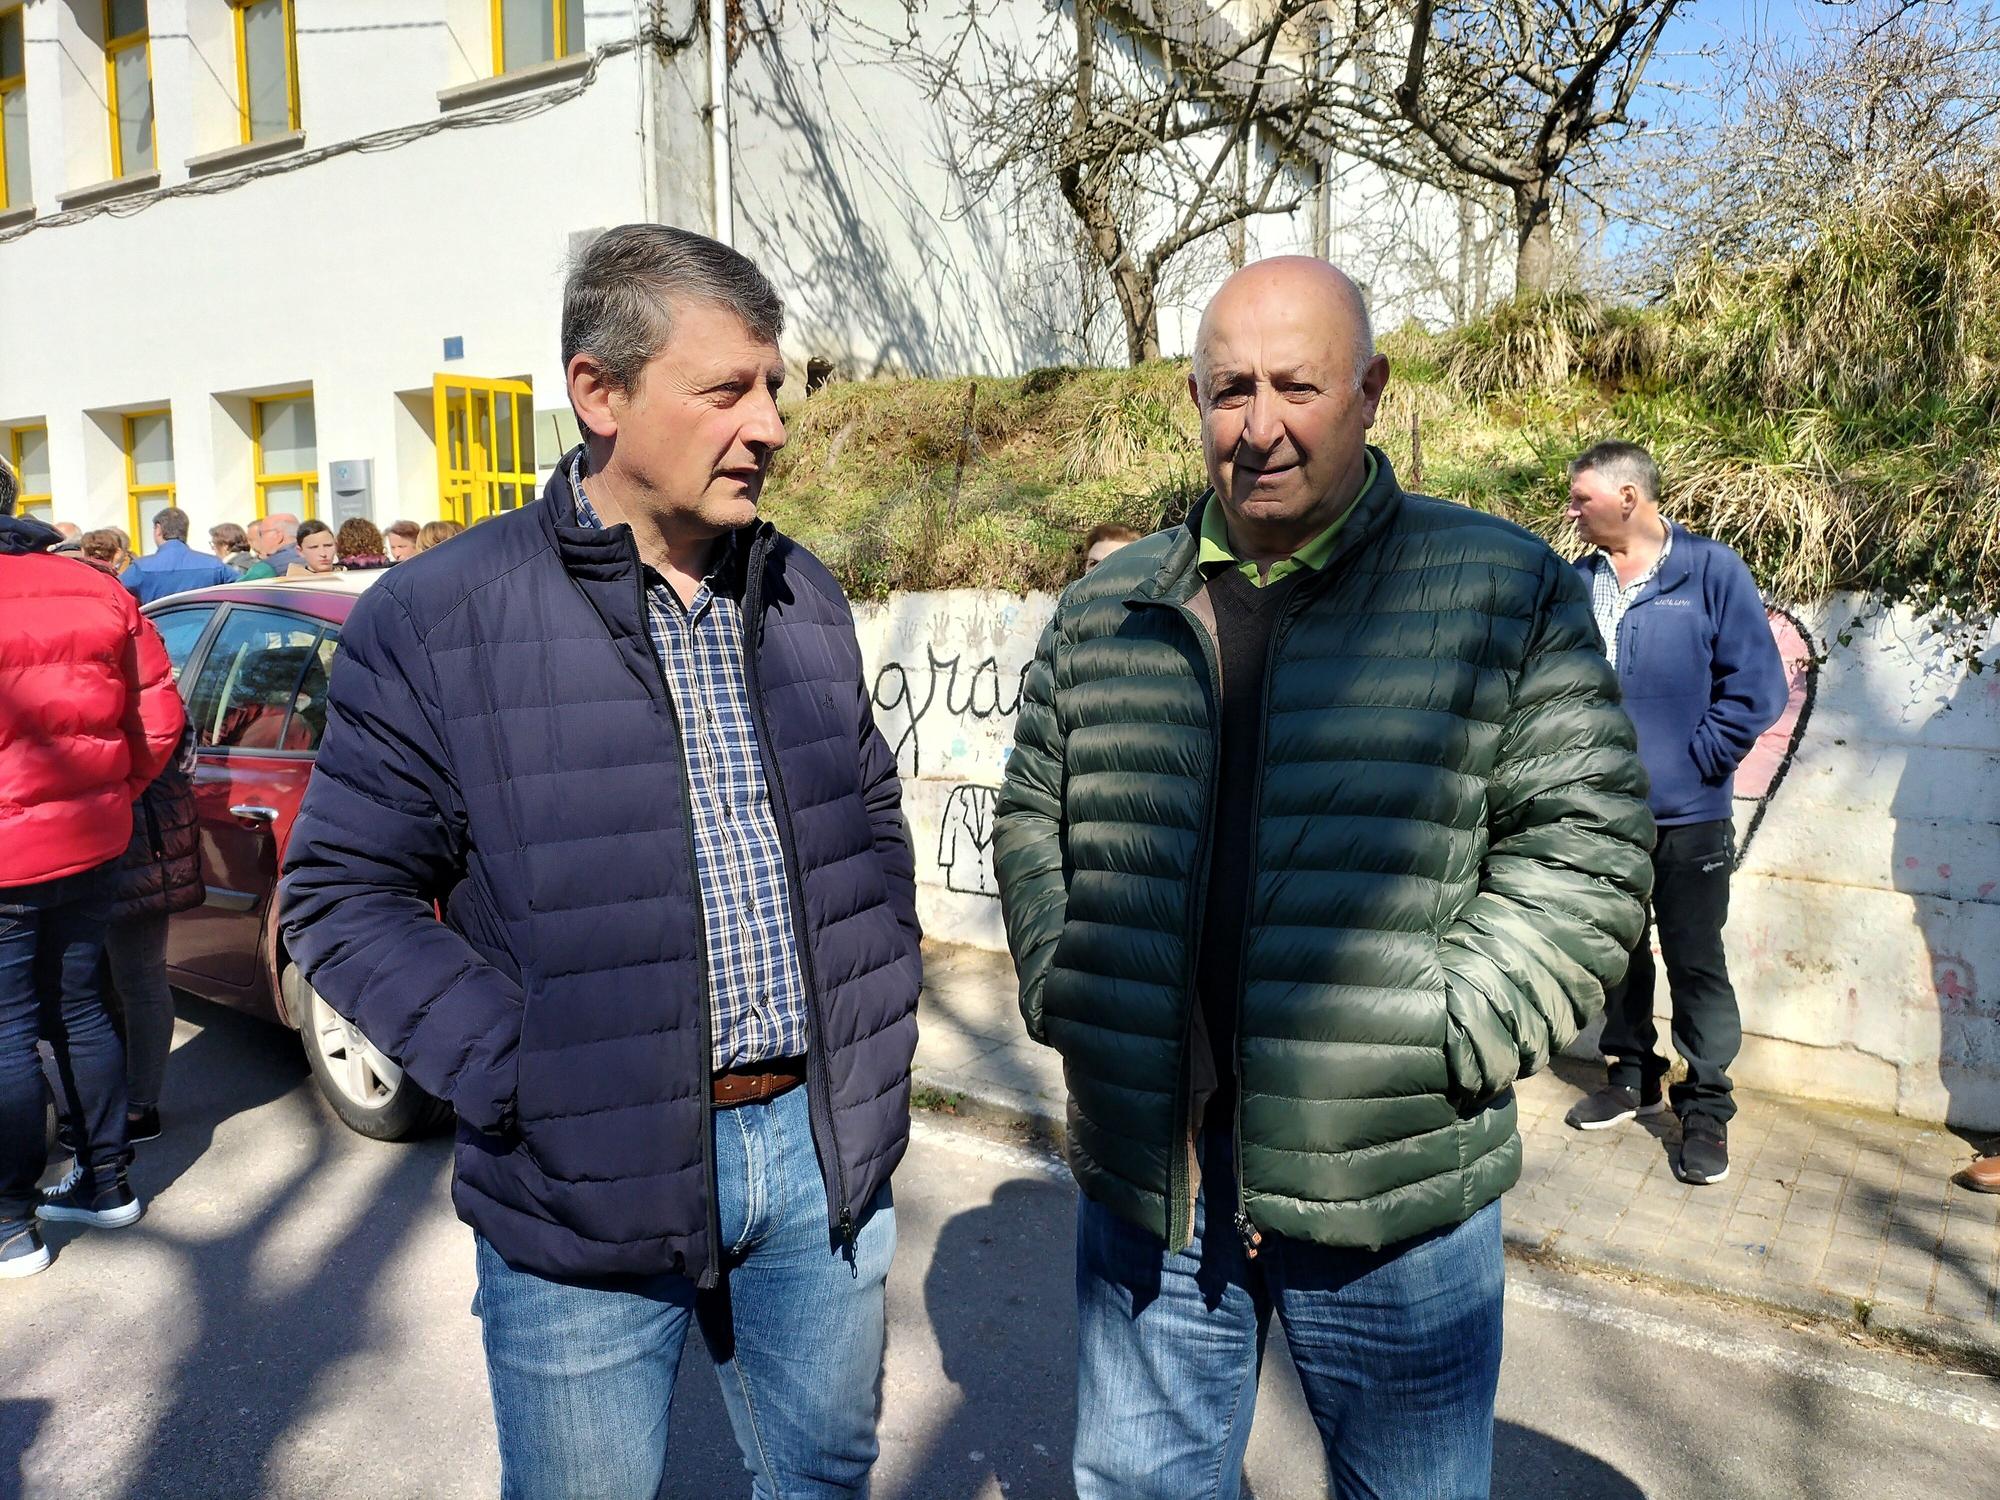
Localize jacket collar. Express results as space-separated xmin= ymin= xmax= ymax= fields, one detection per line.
xmin=536 ymin=448 xmax=778 ymax=668
xmin=1126 ymin=444 xmax=1406 ymax=610
xmin=0 ymin=513 xmax=61 ymax=555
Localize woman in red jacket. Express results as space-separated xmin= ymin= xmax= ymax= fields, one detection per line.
xmin=0 ymin=497 xmax=185 ymax=1279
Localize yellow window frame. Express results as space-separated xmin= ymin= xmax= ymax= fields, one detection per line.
xmin=0 ymin=4 xmax=24 ymax=213
xmin=490 ymin=0 xmax=579 ymax=76
xmin=103 ymin=0 xmax=152 ymax=180
xmin=251 ymin=390 xmax=317 ymax=521
xmin=123 ymin=407 xmax=175 ymax=554
xmin=7 ymin=422 xmax=50 ymax=521
xmin=230 ymin=0 xmax=300 ymax=143
xmin=434 ymin=375 xmax=535 ymax=527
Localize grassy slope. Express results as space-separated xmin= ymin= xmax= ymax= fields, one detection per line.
xmin=764 ymin=180 xmax=2000 ymax=614
xmin=762 ymin=324 xmax=1997 ymax=613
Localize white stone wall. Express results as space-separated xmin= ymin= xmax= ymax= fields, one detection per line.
xmin=860 ymin=588 xmax=2000 ymax=1130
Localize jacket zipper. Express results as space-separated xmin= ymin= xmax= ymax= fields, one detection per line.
xmin=736 ymin=527 xmax=856 ymax=1257
xmin=1137 ymin=596 xmax=1224 ymax=1254
xmin=1225 ymin=579 xmax=1312 ymax=1262
xmin=627 ymin=542 xmax=725 ymax=1290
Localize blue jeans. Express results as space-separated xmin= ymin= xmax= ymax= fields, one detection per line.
xmin=0 ymin=867 xmax=129 ymax=1222
xmin=1075 ymin=1130 xmax=1504 ymax=1500
xmin=472 ymin=1082 xmax=894 ymax=1500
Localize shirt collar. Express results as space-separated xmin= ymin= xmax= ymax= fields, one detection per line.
xmin=568 ymin=451 xmax=739 ymax=591
xmin=1197 ymin=450 xmax=1376 ymax=586
xmin=1591 ymin=516 xmax=1674 ymax=584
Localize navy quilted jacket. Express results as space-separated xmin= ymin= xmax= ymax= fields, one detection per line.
xmin=278 ymin=460 xmax=923 ymax=1281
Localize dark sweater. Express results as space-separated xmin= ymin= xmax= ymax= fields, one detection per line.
xmin=1193 ymin=564 xmax=1298 ymax=1129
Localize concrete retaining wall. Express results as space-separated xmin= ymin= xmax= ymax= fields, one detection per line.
xmin=855 ymin=589 xmax=2000 ymax=1131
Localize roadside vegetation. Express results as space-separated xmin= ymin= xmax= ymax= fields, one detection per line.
xmin=763 ymin=178 xmax=2000 ymax=622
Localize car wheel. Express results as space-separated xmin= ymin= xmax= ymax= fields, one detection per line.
xmin=289 ymin=964 xmax=449 ymax=1141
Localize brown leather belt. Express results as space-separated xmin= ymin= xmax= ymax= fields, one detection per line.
xmin=711 ymin=1057 xmax=807 ymax=1108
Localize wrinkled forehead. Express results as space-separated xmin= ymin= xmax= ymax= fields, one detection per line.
xmin=1195 ymin=292 xmax=1346 ymax=384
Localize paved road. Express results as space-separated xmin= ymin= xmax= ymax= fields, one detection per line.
xmin=4 ymin=997 xmax=1998 ymax=1499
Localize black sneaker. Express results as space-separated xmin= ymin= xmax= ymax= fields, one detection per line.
xmin=1677 ymin=1115 xmax=1730 ymax=1185
xmin=36 ymin=1173 xmax=143 ymax=1229
xmin=1565 ymin=1081 xmax=1667 ymax=1131
xmin=126 ymin=1107 xmax=161 ymax=1144
xmin=0 ymin=1220 xmax=51 ymax=1279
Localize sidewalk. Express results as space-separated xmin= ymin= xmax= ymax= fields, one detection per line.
xmin=912 ymin=941 xmax=2000 ymax=1362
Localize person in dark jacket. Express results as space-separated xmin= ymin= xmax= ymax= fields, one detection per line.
xmin=279 ymin=226 xmax=921 ymax=1499
xmin=993 ymin=258 xmax=1655 ymax=1499
xmin=119 ymin=507 xmax=236 ymax=603
xmin=101 ymin=726 xmax=202 ymax=1143
xmin=1562 ymin=441 xmax=1789 ymax=1185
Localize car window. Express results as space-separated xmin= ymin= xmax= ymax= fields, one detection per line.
xmin=289 ymin=631 xmax=339 ymax=751
xmin=183 ymin=608 xmax=325 ymax=753
xmin=148 ymin=606 xmax=219 ymax=685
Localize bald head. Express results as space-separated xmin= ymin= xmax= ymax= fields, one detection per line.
xmin=1193 ymin=257 xmax=1376 ymax=392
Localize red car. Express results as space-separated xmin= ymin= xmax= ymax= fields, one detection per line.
xmin=143 ymin=573 xmax=446 ymax=1141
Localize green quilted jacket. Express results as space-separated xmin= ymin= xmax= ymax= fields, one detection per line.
xmin=993 ymin=451 xmax=1655 ymax=1252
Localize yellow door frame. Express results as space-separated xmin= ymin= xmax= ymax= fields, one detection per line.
xmin=433 ymin=375 xmax=535 ymax=527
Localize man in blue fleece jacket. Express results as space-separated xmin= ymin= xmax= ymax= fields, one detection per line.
xmin=1562 ymin=442 xmax=1788 ymax=1187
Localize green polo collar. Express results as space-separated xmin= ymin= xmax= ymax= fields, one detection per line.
xmin=1197 ymin=451 xmax=1376 ymax=587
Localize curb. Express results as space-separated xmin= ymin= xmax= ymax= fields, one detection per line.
xmin=913 ymin=1064 xmax=2000 ymax=1374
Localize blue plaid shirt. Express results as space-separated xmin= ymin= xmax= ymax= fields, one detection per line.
xmin=571 ymin=456 xmax=810 ymax=1072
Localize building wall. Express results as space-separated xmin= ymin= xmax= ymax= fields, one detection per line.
xmin=0 ymin=1 xmax=654 ymax=542
xmin=856 ymin=587 xmax=2000 ymax=1131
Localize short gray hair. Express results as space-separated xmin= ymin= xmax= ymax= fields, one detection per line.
xmin=0 ymin=456 xmax=14 ymax=517
xmin=154 ymin=506 xmax=191 ymax=542
xmin=562 ymin=225 xmax=785 ymax=393
xmin=1570 ymin=441 xmax=1660 ymax=507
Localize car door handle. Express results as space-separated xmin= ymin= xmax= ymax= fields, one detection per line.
xmin=229 ymin=804 xmax=280 ymax=825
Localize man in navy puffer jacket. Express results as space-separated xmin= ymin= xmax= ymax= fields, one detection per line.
xmin=279 ymin=227 xmax=921 ymax=1499
xmin=1562 ymin=441 xmax=1788 ymax=1188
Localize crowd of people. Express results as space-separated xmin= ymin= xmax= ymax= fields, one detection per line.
xmin=36 ymin=507 xmax=466 ymax=601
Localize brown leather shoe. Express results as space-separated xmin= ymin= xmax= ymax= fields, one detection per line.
xmin=1959 ymin=1154 xmax=2000 ymax=1194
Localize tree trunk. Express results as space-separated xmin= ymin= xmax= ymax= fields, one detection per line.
xmin=1114 ymin=269 xmax=1162 ymax=365
xmin=1513 ymin=181 xmax=1556 ymax=297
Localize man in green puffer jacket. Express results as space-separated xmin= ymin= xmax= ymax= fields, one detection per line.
xmin=993 ymin=257 xmax=1655 ymax=1500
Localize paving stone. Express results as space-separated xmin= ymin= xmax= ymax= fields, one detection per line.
xmin=913 ymin=940 xmax=2000 ymax=1352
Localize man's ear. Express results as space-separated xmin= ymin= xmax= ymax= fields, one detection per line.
xmin=567 ymin=353 xmax=619 ymax=441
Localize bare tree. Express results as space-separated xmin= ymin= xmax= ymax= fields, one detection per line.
xmin=883 ymin=0 xmax=1367 ymax=365
xmin=1627 ymin=0 xmax=2000 ymax=276
xmin=1325 ymin=0 xmax=1683 ymax=297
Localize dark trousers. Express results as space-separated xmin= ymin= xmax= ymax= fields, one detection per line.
xmin=0 ymin=867 xmax=129 ymax=1223
xmin=1601 ymin=819 xmax=1742 ymax=1125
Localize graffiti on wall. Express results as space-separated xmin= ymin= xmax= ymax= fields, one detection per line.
xmin=1733 ymin=607 xmax=1821 ymax=859
xmin=870 ymin=648 xmax=1031 ymax=779
xmin=938 ymin=784 xmax=1003 ymax=897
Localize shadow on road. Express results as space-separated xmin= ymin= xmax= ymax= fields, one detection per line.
xmin=37 ymin=995 xmax=455 ymax=1500
xmin=0 ymin=1399 xmax=51 ymax=1500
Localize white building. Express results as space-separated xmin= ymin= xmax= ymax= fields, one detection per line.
xmin=0 ymin=0 xmax=1491 ymax=548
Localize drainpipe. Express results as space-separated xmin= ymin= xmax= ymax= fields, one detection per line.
xmin=636 ymin=0 xmax=658 ymax=222
xmin=708 ymin=0 xmax=733 ymax=245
